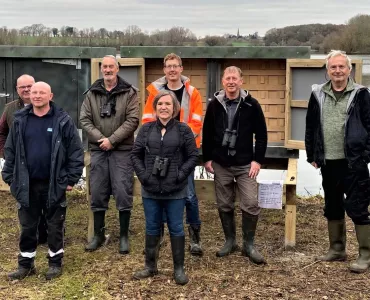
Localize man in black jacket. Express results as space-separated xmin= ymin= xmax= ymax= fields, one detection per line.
xmin=305 ymin=50 xmax=370 ymax=273
xmin=2 ymin=82 xmax=84 ymax=281
xmin=202 ymin=66 xmax=267 ymax=264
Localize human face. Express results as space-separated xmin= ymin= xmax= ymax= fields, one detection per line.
xmin=101 ymin=57 xmax=119 ymax=82
xmin=163 ymin=59 xmax=183 ymax=83
xmin=222 ymin=70 xmax=243 ymax=98
xmin=30 ymin=83 xmax=53 ymax=109
xmin=16 ymin=76 xmax=35 ymax=103
xmin=327 ymin=55 xmax=351 ymax=88
xmin=156 ymin=95 xmax=174 ymax=123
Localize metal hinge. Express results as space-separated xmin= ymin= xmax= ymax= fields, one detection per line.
xmin=42 ymin=59 xmax=81 ymax=69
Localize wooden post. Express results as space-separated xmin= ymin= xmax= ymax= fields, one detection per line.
xmin=84 ymin=152 xmax=94 ymax=243
xmin=284 ymin=158 xmax=298 ymax=250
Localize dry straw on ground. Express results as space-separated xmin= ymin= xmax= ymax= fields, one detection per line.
xmin=0 ymin=191 xmax=369 ymax=299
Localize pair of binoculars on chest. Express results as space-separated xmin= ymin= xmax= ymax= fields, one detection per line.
xmin=152 ymin=156 xmax=169 ymax=177
xmin=222 ymin=129 xmax=237 ymax=149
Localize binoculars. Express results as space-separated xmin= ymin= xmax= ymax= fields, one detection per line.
xmin=152 ymin=156 xmax=169 ymax=177
xmin=222 ymin=129 xmax=237 ymax=149
xmin=100 ymin=103 xmax=112 ymax=117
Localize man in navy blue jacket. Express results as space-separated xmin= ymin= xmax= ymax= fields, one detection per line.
xmin=2 ymin=82 xmax=84 ymax=281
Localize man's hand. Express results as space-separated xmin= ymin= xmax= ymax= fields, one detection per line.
xmin=204 ymin=160 xmax=214 ymax=174
xmin=311 ymin=162 xmax=318 ymax=169
xmin=249 ymin=161 xmax=261 ymax=179
xmin=66 ymin=185 xmax=73 ymax=191
xmin=98 ymin=138 xmax=113 ymax=151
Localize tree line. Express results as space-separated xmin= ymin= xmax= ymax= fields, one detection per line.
xmin=0 ymin=14 xmax=369 ymax=53
xmin=264 ymin=14 xmax=370 ymax=53
xmin=0 ymin=24 xmax=261 ymax=48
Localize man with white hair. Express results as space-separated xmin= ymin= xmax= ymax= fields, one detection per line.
xmin=80 ymin=55 xmax=139 ymax=254
xmin=305 ymin=50 xmax=370 ymax=273
xmin=2 ymin=82 xmax=84 ymax=280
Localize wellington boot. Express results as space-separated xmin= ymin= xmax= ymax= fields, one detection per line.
xmin=241 ymin=212 xmax=266 ymax=265
xmin=216 ymin=211 xmax=239 ymax=257
xmin=133 ymin=235 xmax=160 ymax=280
xmin=85 ymin=211 xmax=106 ymax=252
xmin=316 ymin=219 xmax=347 ymax=261
xmin=349 ymin=224 xmax=370 ymax=273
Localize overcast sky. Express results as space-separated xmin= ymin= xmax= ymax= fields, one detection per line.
xmin=2 ymin=0 xmax=370 ymax=37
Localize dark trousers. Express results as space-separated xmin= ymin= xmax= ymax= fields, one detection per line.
xmin=18 ymin=180 xmax=66 ymax=268
xmin=90 ymin=150 xmax=133 ymax=212
xmin=321 ymin=159 xmax=370 ymax=225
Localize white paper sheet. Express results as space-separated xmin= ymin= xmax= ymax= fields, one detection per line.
xmin=257 ymin=180 xmax=283 ymax=209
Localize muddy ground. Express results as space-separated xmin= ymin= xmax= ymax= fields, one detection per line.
xmin=0 ymin=191 xmax=369 ymax=300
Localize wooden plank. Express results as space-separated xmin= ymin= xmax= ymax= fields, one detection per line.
xmin=91 ymin=59 xmax=100 ymax=86
xmin=291 ymin=100 xmax=308 ymax=108
xmin=84 ymin=152 xmax=94 ymax=243
xmin=285 ymin=59 xmax=292 ymax=152
xmin=258 ymin=98 xmax=286 ymax=105
xmin=284 ymin=158 xmax=298 ymax=250
xmin=285 ymin=139 xmax=305 ymax=150
xmin=243 ymin=85 xmax=286 ymax=91
xmin=284 ymin=158 xmax=297 ymax=186
xmin=354 ymin=60 xmax=363 ymax=84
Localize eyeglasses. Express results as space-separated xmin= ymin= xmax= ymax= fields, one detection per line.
xmin=164 ymin=64 xmax=181 ymax=70
xmin=17 ymin=85 xmax=33 ymax=90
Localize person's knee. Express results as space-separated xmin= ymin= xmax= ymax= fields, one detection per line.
xmin=168 ymin=221 xmax=184 ymax=236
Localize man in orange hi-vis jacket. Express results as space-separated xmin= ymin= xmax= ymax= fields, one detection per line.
xmin=142 ymin=53 xmax=203 ymax=256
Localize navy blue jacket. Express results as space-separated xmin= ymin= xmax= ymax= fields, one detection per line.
xmin=1 ymin=102 xmax=84 ymax=208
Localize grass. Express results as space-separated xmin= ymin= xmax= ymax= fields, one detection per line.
xmin=0 ymin=191 xmax=370 ymax=299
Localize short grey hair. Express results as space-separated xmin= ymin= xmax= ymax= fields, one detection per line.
xmin=152 ymin=90 xmax=181 ymax=119
xmin=102 ymin=55 xmax=119 ymax=67
xmin=326 ymin=50 xmax=352 ymax=71
xmin=223 ymin=66 xmax=243 ymax=78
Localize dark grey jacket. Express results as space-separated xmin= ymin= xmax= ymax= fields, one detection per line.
xmin=1 ymin=102 xmax=84 ymax=208
xmin=305 ymin=82 xmax=370 ymax=168
xmin=80 ymin=76 xmax=139 ymax=151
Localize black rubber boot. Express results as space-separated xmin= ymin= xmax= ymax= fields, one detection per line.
xmin=349 ymin=224 xmax=370 ymax=273
xmin=143 ymin=223 xmax=165 ymax=255
xmin=216 ymin=211 xmax=239 ymax=257
xmin=316 ymin=219 xmax=347 ymax=261
xmin=8 ymin=265 xmax=36 ymax=281
xmin=85 ymin=211 xmax=106 ymax=252
xmin=45 ymin=266 xmax=62 ymax=280
xmin=170 ymin=235 xmax=189 ymax=285
xmin=119 ymin=211 xmax=130 ymax=255
xmin=188 ymin=225 xmax=203 ymax=256
xmin=241 ymin=212 xmax=266 ymax=265
xmin=133 ymin=235 xmax=160 ymax=279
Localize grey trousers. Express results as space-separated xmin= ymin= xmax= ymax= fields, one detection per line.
xmin=213 ymin=161 xmax=260 ymax=215
xmin=90 ymin=150 xmax=133 ymax=211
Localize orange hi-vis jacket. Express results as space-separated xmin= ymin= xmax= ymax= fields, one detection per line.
xmin=142 ymin=75 xmax=203 ymax=148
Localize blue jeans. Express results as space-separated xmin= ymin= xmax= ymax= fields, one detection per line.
xmin=143 ymin=197 xmax=186 ymax=236
xmin=162 ymin=171 xmax=202 ymax=226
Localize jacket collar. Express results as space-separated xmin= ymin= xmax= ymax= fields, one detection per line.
xmin=87 ymin=75 xmax=133 ymax=95
xmin=214 ymin=89 xmax=250 ymax=112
